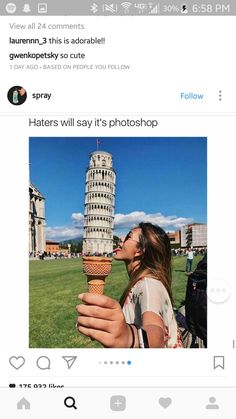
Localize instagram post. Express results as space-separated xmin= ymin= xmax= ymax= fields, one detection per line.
xmin=0 ymin=0 xmax=236 ymax=416
xmin=29 ymin=136 xmax=207 ymax=349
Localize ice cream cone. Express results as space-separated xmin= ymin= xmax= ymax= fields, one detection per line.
xmin=87 ymin=279 xmax=105 ymax=294
xmin=82 ymin=256 xmax=112 ymax=294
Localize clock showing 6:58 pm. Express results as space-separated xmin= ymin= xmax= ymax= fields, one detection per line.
xmin=192 ymin=3 xmax=230 ymax=13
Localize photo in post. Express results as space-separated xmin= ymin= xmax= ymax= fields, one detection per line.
xmin=29 ymin=137 xmax=207 ymax=348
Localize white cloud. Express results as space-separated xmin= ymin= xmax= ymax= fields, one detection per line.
xmin=71 ymin=212 xmax=84 ymax=225
xmin=46 ymin=211 xmax=194 ymax=241
xmin=114 ymin=211 xmax=193 ymax=231
xmin=46 ymin=225 xmax=83 ymax=241
xmin=46 ymin=213 xmax=84 ymax=241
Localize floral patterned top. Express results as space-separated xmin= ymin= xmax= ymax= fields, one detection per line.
xmin=122 ymin=277 xmax=182 ymax=348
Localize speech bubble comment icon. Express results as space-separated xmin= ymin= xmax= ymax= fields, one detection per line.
xmin=36 ymin=356 xmax=51 ymax=370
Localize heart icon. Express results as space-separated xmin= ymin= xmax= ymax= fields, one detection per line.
xmin=9 ymin=356 xmax=25 ymax=370
xmin=159 ymin=397 xmax=172 ymax=408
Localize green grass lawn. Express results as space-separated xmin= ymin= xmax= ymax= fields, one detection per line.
xmin=29 ymin=255 xmax=202 ymax=348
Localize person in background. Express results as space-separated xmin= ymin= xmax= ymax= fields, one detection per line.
xmin=185 ymin=247 xmax=194 ymax=273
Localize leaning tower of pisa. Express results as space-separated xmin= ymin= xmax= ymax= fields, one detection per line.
xmin=82 ymin=150 xmax=116 ymax=255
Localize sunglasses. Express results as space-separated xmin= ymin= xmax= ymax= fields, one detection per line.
xmin=122 ymin=231 xmax=140 ymax=245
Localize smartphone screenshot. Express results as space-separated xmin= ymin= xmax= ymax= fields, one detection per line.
xmin=0 ymin=0 xmax=235 ymax=417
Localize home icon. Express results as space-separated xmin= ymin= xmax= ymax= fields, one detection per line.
xmin=17 ymin=398 xmax=31 ymax=410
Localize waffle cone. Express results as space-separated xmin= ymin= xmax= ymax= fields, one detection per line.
xmin=87 ymin=279 xmax=105 ymax=295
xmin=82 ymin=256 xmax=113 ymax=295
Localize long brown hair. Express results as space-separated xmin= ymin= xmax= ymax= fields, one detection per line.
xmin=120 ymin=222 xmax=173 ymax=307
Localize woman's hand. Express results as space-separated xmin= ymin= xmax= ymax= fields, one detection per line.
xmin=76 ymin=293 xmax=132 ymax=348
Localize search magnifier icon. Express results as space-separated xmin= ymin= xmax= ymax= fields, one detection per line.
xmin=64 ymin=396 xmax=77 ymax=409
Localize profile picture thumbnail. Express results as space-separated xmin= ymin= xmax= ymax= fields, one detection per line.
xmin=7 ymin=85 xmax=27 ymax=105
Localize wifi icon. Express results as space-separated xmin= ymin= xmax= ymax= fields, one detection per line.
xmin=121 ymin=2 xmax=132 ymax=12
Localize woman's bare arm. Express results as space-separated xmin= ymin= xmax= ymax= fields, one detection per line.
xmin=141 ymin=311 xmax=165 ymax=348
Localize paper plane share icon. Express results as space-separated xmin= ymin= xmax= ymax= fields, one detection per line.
xmin=62 ymin=356 xmax=77 ymax=369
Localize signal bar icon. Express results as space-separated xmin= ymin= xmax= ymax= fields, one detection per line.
xmin=150 ymin=4 xmax=160 ymax=14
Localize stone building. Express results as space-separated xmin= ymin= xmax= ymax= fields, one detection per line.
xmin=82 ymin=150 xmax=116 ymax=255
xmin=45 ymin=240 xmax=59 ymax=253
xmin=167 ymin=230 xmax=180 ymax=246
xmin=29 ymin=182 xmax=46 ymax=253
xmin=181 ymin=223 xmax=207 ymax=248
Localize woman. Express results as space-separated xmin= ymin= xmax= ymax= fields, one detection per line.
xmin=76 ymin=222 xmax=182 ymax=348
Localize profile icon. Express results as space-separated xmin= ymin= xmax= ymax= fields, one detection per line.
xmin=7 ymin=86 xmax=27 ymax=105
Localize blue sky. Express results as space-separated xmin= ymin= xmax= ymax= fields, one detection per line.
xmin=29 ymin=137 xmax=207 ymax=241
